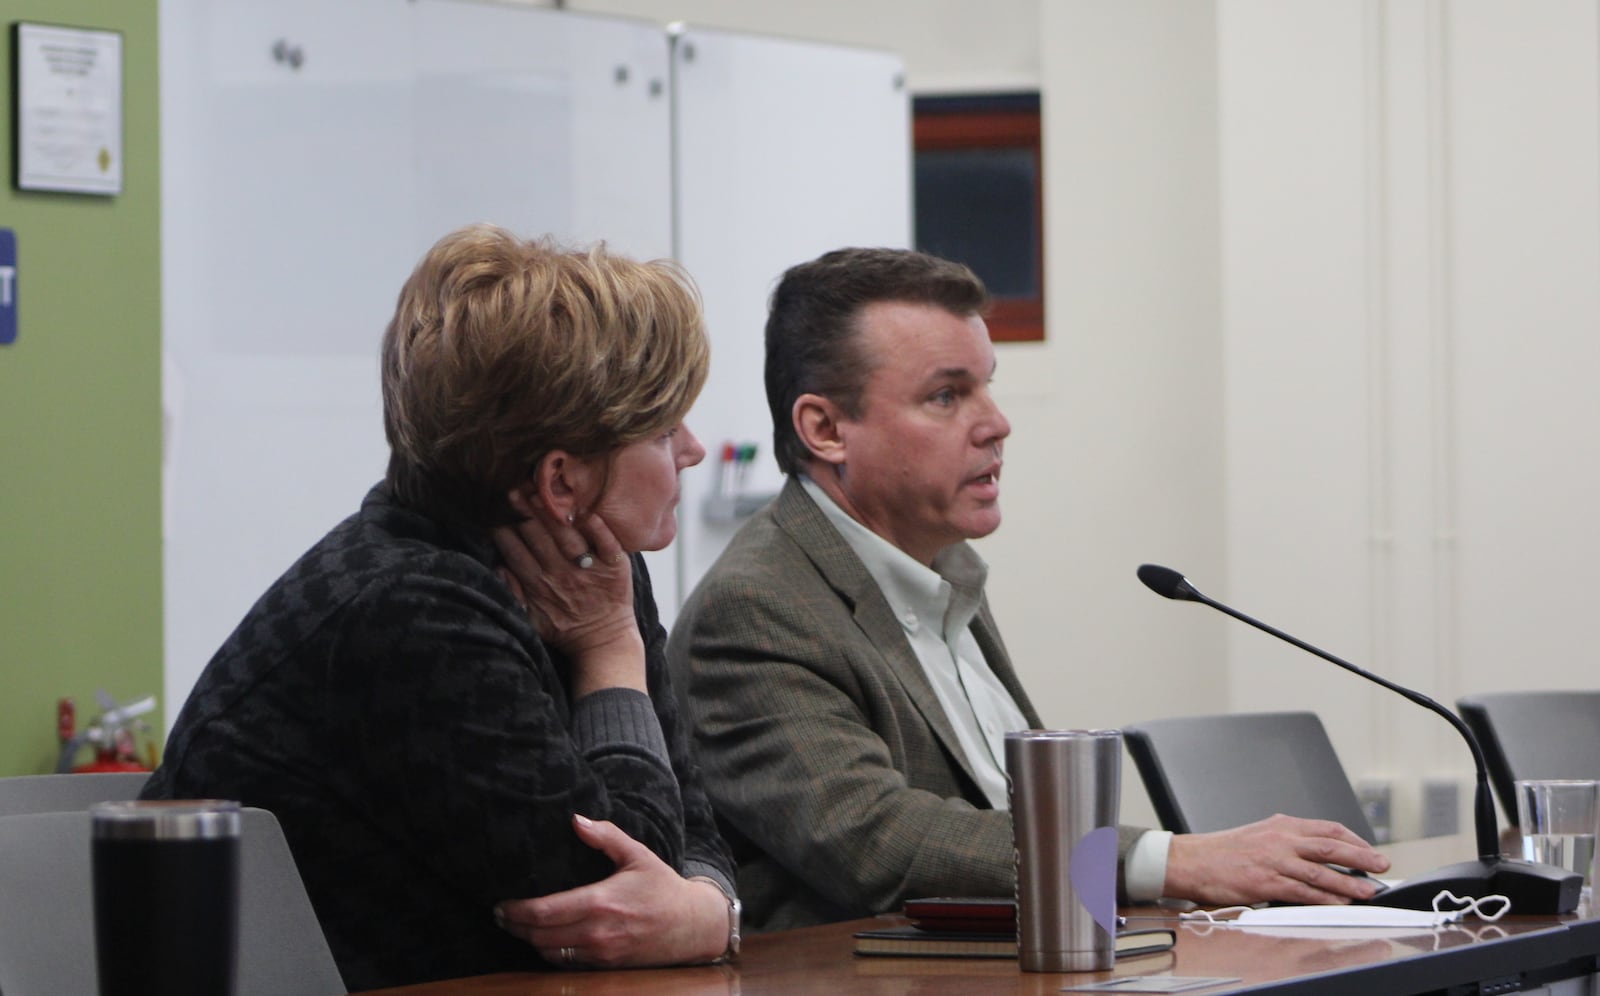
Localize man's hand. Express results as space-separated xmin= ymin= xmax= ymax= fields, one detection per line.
xmin=494 ymin=815 xmax=730 ymax=968
xmin=1163 ymin=814 xmax=1391 ymax=906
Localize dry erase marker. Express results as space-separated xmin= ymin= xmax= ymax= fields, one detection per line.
xmin=717 ymin=442 xmax=736 ymax=498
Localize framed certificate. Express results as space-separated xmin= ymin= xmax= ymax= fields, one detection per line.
xmin=12 ymin=21 xmax=123 ymax=195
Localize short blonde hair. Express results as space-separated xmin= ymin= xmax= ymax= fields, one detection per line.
xmin=381 ymin=224 xmax=709 ymax=525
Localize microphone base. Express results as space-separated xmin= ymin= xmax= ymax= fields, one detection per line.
xmin=1356 ymin=858 xmax=1582 ymax=914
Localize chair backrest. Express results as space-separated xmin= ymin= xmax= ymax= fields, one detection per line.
xmin=1122 ymin=710 xmax=1377 ymax=840
xmin=0 ymin=771 xmax=150 ymax=817
xmin=0 ymin=807 xmax=345 ymax=996
xmin=1458 ymin=691 xmax=1600 ymax=825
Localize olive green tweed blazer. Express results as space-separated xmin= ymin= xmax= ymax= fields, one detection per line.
xmin=667 ymin=478 xmax=1144 ymax=932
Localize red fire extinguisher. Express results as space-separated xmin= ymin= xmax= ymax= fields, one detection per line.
xmin=57 ymin=695 xmax=156 ymax=774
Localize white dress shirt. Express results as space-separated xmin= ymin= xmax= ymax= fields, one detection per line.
xmin=799 ymin=477 xmax=1171 ymax=900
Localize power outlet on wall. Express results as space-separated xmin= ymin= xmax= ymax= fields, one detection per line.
xmin=1359 ymin=775 xmax=1465 ymax=841
xmin=1356 ymin=779 xmax=1393 ymax=844
xmin=1421 ymin=778 xmax=1461 ymax=838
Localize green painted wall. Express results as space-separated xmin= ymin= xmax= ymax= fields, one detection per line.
xmin=0 ymin=0 xmax=162 ymax=776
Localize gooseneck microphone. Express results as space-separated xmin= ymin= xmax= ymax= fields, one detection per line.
xmin=1136 ymin=563 xmax=1580 ymax=913
xmin=1135 ymin=566 xmax=1500 ymax=860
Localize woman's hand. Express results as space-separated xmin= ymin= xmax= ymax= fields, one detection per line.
xmin=493 ymin=507 xmax=645 ymax=695
xmin=494 ymin=815 xmax=732 ymax=969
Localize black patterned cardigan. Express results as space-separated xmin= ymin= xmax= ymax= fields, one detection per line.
xmin=143 ymin=483 xmax=733 ymax=990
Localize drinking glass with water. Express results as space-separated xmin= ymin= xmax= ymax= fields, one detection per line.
xmin=1516 ymin=779 xmax=1600 ymax=901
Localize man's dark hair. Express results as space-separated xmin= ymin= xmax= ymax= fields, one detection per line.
xmin=764 ymin=247 xmax=989 ymax=474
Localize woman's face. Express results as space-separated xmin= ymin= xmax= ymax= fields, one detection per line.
xmin=589 ymin=423 xmax=706 ymax=552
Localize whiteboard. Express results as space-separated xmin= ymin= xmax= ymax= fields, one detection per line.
xmin=670 ymin=26 xmax=912 ymax=616
xmin=160 ymin=1 xmax=909 ymax=720
xmin=160 ymin=0 xmax=674 ymax=719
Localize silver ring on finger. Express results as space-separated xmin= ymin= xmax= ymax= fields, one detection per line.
xmin=575 ymin=552 xmax=596 ymax=570
xmin=560 ymin=945 xmax=576 ymax=966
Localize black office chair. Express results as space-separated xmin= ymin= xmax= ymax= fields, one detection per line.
xmin=1122 ymin=711 xmax=1376 ymax=840
xmin=1458 ymin=691 xmax=1600 ymax=825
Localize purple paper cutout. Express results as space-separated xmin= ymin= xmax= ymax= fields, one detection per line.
xmin=1069 ymin=825 xmax=1119 ymax=935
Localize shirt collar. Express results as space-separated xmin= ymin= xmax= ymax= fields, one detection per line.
xmin=799 ymin=475 xmax=987 ymax=640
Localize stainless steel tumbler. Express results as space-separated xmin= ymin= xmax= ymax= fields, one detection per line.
xmin=1006 ymin=729 xmax=1122 ymax=972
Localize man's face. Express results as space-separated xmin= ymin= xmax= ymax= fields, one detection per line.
xmin=827 ymin=300 xmax=1010 ymax=565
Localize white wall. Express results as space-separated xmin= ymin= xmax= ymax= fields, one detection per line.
xmin=1445 ymin=0 xmax=1600 ymax=701
xmin=1219 ymin=0 xmax=1600 ymax=834
xmin=1017 ymin=1 xmax=1227 ymax=827
xmin=1219 ymin=0 xmax=1449 ymax=828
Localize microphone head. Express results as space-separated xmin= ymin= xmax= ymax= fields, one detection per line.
xmin=1137 ymin=563 xmax=1201 ymax=601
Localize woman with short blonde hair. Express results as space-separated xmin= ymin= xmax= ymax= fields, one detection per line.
xmin=382 ymin=225 xmax=709 ymax=525
xmin=144 ymin=224 xmax=736 ymax=990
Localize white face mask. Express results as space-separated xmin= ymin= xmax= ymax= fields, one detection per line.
xmin=1231 ymin=906 xmax=1461 ymax=929
xmin=1179 ymin=890 xmax=1510 ymax=929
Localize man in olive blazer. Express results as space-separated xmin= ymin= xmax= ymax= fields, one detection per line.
xmin=668 ymin=478 xmax=1144 ymax=931
xmin=668 ymin=248 xmax=1389 ymax=933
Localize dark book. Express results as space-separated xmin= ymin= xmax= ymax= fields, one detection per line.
xmin=853 ymin=924 xmax=1177 ymax=960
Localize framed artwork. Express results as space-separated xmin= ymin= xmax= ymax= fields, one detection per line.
xmin=12 ymin=21 xmax=123 ymax=195
xmin=914 ymin=93 xmax=1043 ymax=342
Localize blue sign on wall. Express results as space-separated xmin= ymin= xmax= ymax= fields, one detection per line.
xmin=0 ymin=229 xmax=15 ymax=345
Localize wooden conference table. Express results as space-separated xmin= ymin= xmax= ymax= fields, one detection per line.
xmin=358 ymin=906 xmax=1600 ymax=996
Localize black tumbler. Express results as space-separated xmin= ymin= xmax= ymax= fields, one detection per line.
xmin=90 ymin=800 xmax=241 ymax=996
